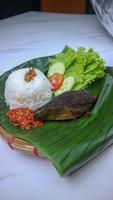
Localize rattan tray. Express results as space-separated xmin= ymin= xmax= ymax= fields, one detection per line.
xmin=0 ymin=126 xmax=43 ymax=157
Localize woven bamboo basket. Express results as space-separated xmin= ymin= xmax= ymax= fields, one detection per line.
xmin=0 ymin=126 xmax=43 ymax=157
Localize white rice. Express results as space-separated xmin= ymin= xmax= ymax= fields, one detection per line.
xmin=4 ymin=68 xmax=53 ymax=110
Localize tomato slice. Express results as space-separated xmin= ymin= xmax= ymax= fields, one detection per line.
xmin=49 ymin=73 xmax=64 ymax=91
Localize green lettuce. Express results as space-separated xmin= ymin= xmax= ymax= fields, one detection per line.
xmin=65 ymin=47 xmax=105 ymax=90
xmin=49 ymin=46 xmax=105 ymax=92
xmin=50 ymin=46 xmax=77 ymax=69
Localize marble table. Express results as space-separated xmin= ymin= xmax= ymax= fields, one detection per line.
xmin=0 ymin=11 xmax=113 ymax=200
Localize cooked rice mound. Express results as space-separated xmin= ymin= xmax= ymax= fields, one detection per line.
xmin=4 ymin=68 xmax=53 ymax=110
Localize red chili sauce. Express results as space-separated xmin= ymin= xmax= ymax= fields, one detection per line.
xmin=6 ymin=108 xmax=43 ymax=130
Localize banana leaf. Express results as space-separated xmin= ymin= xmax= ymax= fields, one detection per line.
xmin=0 ymin=53 xmax=113 ymax=176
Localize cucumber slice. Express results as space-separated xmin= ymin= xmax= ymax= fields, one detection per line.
xmin=47 ymin=62 xmax=65 ymax=78
xmin=55 ymin=76 xmax=75 ymax=96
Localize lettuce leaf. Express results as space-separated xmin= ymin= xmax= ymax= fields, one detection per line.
xmin=64 ymin=47 xmax=105 ymax=90
xmin=50 ymin=46 xmax=77 ymax=70
xmin=72 ymin=48 xmax=105 ymax=90
xmin=49 ymin=46 xmax=105 ymax=92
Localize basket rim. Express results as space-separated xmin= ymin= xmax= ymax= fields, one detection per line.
xmin=0 ymin=125 xmax=43 ymax=157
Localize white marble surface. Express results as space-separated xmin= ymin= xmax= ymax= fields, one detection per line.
xmin=1 ymin=11 xmax=113 ymax=200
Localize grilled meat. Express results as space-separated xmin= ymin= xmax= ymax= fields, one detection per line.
xmin=34 ymin=91 xmax=97 ymax=120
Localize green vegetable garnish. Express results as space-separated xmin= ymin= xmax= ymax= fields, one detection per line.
xmin=48 ymin=46 xmax=105 ymax=94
